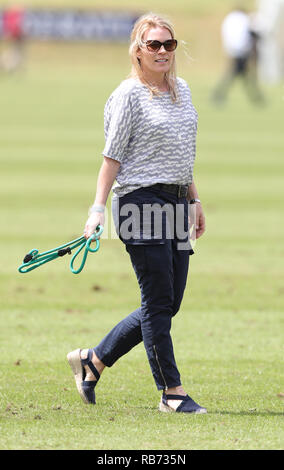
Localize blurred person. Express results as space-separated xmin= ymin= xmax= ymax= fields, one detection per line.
xmin=248 ymin=13 xmax=263 ymax=90
xmin=67 ymin=13 xmax=207 ymax=414
xmin=0 ymin=5 xmax=26 ymax=72
xmin=212 ymin=6 xmax=264 ymax=104
xmin=255 ymin=0 xmax=284 ymax=83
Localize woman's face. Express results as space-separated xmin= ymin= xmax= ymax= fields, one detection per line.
xmin=137 ymin=26 xmax=175 ymax=79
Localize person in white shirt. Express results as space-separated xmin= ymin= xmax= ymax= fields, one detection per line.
xmin=212 ymin=8 xmax=264 ymax=103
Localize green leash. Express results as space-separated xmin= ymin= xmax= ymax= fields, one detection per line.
xmin=18 ymin=225 xmax=104 ymax=275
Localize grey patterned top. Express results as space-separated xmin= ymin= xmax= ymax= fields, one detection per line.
xmin=102 ymin=77 xmax=198 ymax=197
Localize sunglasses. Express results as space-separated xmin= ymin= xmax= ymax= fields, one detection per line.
xmin=143 ymin=39 xmax=178 ymax=52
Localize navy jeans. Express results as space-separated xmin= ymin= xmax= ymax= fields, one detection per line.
xmin=94 ymin=187 xmax=193 ymax=390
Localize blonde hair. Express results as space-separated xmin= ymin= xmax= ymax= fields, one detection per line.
xmin=128 ymin=13 xmax=178 ymax=102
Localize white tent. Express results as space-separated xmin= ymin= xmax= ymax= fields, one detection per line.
xmin=255 ymin=0 xmax=284 ymax=83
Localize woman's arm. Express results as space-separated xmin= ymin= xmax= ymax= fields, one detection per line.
xmin=187 ymin=179 xmax=206 ymax=239
xmin=84 ymin=156 xmax=120 ymax=238
xmin=187 ymin=179 xmax=199 ymax=201
xmin=93 ymin=156 xmax=121 ymax=206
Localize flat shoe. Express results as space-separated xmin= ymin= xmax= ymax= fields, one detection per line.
xmin=67 ymin=348 xmax=100 ymax=404
xmin=159 ymin=392 xmax=207 ymax=414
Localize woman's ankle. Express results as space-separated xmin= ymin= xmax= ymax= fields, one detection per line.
xmin=165 ymin=385 xmax=187 ymax=396
xmin=80 ymin=349 xmax=105 ymax=380
xmin=92 ymin=351 xmax=105 ymax=376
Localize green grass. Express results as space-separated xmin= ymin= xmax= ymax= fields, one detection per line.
xmin=0 ymin=1 xmax=284 ymax=450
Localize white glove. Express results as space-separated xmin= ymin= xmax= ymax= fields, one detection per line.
xmin=84 ymin=211 xmax=105 ymax=239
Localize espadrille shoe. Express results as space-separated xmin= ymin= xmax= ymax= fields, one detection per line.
xmin=67 ymin=348 xmax=100 ymax=405
xmin=159 ymin=392 xmax=207 ymax=414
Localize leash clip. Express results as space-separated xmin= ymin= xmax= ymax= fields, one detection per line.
xmin=58 ymin=247 xmax=72 ymax=257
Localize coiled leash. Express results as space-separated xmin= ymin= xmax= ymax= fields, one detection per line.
xmin=18 ymin=225 xmax=104 ymax=275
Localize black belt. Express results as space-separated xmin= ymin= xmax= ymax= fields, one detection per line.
xmin=150 ymin=183 xmax=188 ymax=198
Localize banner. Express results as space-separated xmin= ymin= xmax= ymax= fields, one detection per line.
xmin=0 ymin=8 xmax=138 ymax=41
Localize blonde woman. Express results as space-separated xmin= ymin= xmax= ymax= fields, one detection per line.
xmin=67 ymin=13 xmax=207 ymax=414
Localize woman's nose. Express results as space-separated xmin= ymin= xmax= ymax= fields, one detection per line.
xmin=159 ymin=45 xmax=167 ymax=53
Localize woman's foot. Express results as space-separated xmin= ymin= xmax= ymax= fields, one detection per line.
xmin=67 ymin=348 xmax=104 ymax=404
xmin=160 ymin=386 xmax=207 ymax=414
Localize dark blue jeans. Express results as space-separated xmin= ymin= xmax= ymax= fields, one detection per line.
xmin=94 ymin=186 xmax=193 ymax=390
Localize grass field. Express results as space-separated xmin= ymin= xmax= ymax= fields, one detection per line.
xmin=0 ymin=0 xmax=283 ymax=451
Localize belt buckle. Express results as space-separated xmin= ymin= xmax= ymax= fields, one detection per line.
xmin=178 ymin=185 xmax=182 ymax=198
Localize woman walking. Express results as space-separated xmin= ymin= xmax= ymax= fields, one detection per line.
xmin=67 ymin=13 xmax=207 ymax=414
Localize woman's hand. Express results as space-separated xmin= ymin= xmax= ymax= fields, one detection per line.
xmin=187 ymin=180 xmax=205 ymax=239
xmin=189 ymin=203 xmax=206 ymax=240
xmin=83 ymin=212 xmax=105 ymax=239
xmin=195 ymin=203 xmax=206 ymax=239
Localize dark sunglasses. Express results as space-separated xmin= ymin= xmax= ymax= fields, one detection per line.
xmin=143 ymin=39 xmax=178 ymax=52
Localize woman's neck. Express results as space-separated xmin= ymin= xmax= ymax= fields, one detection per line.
xmin=142 ymin=71 xmax=168 ymax=91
